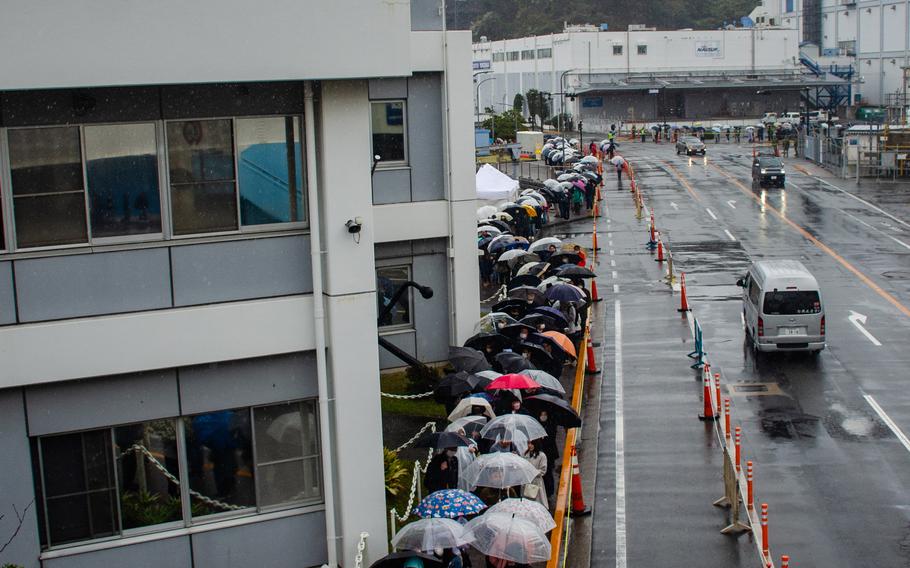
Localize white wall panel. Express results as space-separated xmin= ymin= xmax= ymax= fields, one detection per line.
xmin=373 ymin=201 xmax=449 ymax=243
xmin=0 ymin=0 xmax=410 ymax=90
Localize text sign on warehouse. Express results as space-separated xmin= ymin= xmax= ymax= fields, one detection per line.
xmin=695 ymin=41 xmax=722 ymax=58
xmin=473 ymin=60 xmax=492 ymax=70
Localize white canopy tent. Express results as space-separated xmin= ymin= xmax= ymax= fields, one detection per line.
xmin=476 ymin=164 xmax=520 ymax=202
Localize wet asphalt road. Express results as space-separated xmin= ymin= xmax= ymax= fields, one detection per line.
xmin=552 ymin=141 xmax=910 ymax=567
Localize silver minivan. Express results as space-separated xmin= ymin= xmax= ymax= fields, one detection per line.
xmin=737 ymin=260 xmax=826 ymax=353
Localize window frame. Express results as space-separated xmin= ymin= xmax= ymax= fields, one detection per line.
xmin=507 ymin=51 xmax=520 ymax=61
xmin=0 ymin=113 xmax=308 ymax=252
xmin=613 ymin=44 xmax=624 ymax=56
xmin=521 ymin=49 xmax=535 ymax=60
xmin=32 ymin=398 xmax=322 ymax=552
xmin=376 ymin=261 xmax=415 ymax=331
xmin=369 ymin=100 xmax=409 ymax=168
xmin=536 ymin=48 xmax=552 ymax=58
xmin=637 ymin=44 xmax=648 ymax=55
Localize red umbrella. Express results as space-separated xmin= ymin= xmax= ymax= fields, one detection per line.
xmin=485 ymin=373 xmax=541 ymax=391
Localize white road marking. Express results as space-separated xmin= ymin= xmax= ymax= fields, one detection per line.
xmin=706 ymin=208 xmax=718 ymax=220
xmin=607 ymin=233 xmax=613 ymax=238
xmin=614 ymin=300 xmax=627 ymax=568
xmin=740 ymin=311 xmax=745 ymax=329
xmin=613 ymin=284 xmax=620 ymax=294
xmin=848 ymin=311 xmax=882 ymax=346
xmin=864 ymin=395 xmax=910 ymax=453
xmin=610 ymin=259 xmax=616 ymax=267
xmin=814 ymin=177 xmax=910 ymax=230
xmin=724 ymin=229 xmax=737 ymax=241
xmin=610 ymin=250 xmax=615 ymax=255
xmin=612 ymin=271 xmax=618 ymax=279
xmin=726 ymin=200 xmax=737 ymax=209
xmin=609 ymin=241 xmax=614 ymax=247
xmin=670 ymin=201 xmax=679 ymax=210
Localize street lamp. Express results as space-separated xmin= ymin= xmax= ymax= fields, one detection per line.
xmin=475 ymin=73 xmax=495 ymax=125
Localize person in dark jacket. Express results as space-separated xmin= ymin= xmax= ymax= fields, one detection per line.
xmin=537 ymin=410 xmax=560 ymax=498
xmin=424 ymin=449 xmax=459 ymax=494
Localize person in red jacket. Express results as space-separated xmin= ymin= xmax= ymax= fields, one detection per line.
xmin=573 ymin=245 xmax=587 ymax=267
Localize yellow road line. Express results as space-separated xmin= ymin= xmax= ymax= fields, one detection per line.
xmin=709 ymin=162 xmax=910 ymax=320
xmin=664 ymin=161 xmax=702 ymax=203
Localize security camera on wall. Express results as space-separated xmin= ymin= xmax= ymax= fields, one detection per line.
xmin=345 ymin=217 xmax=363 ymax=234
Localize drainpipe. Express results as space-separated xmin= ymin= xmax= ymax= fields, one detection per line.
xmin=304 ymin=81 xmax=338 ymax=568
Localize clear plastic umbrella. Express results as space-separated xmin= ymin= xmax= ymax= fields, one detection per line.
xmin=542 ymin=178 xmax=561 ymax=189
xmin=474 ymin=313 xmax=519 ymax=334
xmin=392 ymin=518 xmax=470 ymax=551
xmin=474 ymin=370 xmax=503 ymax=380
xmin=480 ymin=414 xmax=548 ymax=442
xmin=446 ymin=415 xmax=488 ymax=433
xmin=527 ymin=237 xmax=563 ymax=253
xmin=486 ymin=498 xmax=556 ymax=532
xmin=519 ymin=369 xmax=566 ymax=394
xmin=464 ymin=453 xmax=539 ymax=489
xmin=464 ymin=512 xmax=551 ymax=563
xmin=477 ymin=225 xmax=502 ymax=236
xmin=477 ymin=205 xmax=498 ymax=220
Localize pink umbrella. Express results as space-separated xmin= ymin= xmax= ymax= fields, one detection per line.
xmin=485 ymin=373 xmax=541 ymax=391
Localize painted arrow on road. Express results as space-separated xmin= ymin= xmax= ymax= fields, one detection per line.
xmin=670 ymin=202 xmax=679 ymax=211
xmin=848 ymin=310 xmax=882 ymax=346
xmin=727 ymin=200 xmax=737 ymax=209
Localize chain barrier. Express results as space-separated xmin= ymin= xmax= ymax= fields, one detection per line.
xmin=392 ymin=421 xmax=437 ymax=453
xmin=480 ymin=284 xmax=508 ymax=306
xmin=119 ymin=444 xmax=247 ymax=511
xmin=354 ymin=531 xmax=369 ymax=568
xmin=380 ymin=390 xmax=435 ymax=400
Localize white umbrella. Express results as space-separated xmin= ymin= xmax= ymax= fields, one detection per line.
xmin=477 ymin=205 xmax=498 ymax=220
xmin=446 ymin=415 xmax=488 ymax=433
xmin=486 ymin=498 xmax=556 ymax=532
xmin=474 ymin=313 xmax=519 ymax=334
xmin=537 ymin=275 xmax=566 ymax=290
xmin=493 ymin=212 xmax=513 ymax=222
xmin=519 ymin=370 xmax=566 ymax=394
xmin=580 ymin=155 xmax=599 ymax=164
xmin=498 ymin=201 xmax=520 ymax=211
xmin=481 ymin=414 xmax=548 ymax=441
xmin=528 ymin=237 xmax=563 ymax=253
xmin=496 ymin=249 xmax=533 ymax=263
xmin=478 ymin=225 xmax=502 ymax=236
xmin=448 ymin=397 xmax=495 ymax=421
xmin=610 ymin=156 xmax=625 ymax=167
xmin=392 ymin=518 xmax=470 ymax=551
xmin=515 ymin=261 xmax=548 ymax=277
xmin=542 ymin=179 xmax=561 ymax=189
xmin=464 ymin=512 xmax=551 ymax=563
xmin=464 ymin=453 xmax=539 ymax=489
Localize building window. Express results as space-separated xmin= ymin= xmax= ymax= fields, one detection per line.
xmin=166 ymin=119 xmax=238 ymax=236
xmin=507 ymin=51 xmax=520 ymax=61
xmin=521 ymin=49 xmax=535 ymax=60
xmin=377 ymin=265 xmax=412 ymax=327
xmin=7 ymin=126 xmax=88 ymax=248
xmin=84 ymin=123 xmax=162 ymax=240
xmin=370 ymin=101 xmax=407 ymax=165
xmin=236 ymin=116 xmax=305 ymax=226
xmin=32 ymin=400 xmax=321 ymax=550
xmin=637 ymin=44 xmax=648 ymax=55
xmin=536 ymin=48 xmax=552 ymax=58
xmin=613 ymin=44 xmax=623 ymax=55
xmin=492 ymin=52 xmax=505 ymax=62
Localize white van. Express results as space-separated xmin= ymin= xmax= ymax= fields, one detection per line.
xmin=737 ymin=260 xmax=826 ymax=353
xmin=776 ymin=112 xmax=801 ymax=125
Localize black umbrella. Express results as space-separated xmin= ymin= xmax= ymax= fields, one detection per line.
xmin=464 ymin=332 xmax=512 ymax=355
xmin=524 ymin=394 xmax=582 ymax=428
xmin=414 ymin=431 xmax=472 ymax=449
xmin=515 ymin=261 xmax=550 ymax=278
xmin=507 ymin=274 xmax=542 ymax=289
xmin=548 ymin=252 xmax=582 ymax=266
xmin=507 ymin=285 xmax=547 ymax=306
xmin=530 ymin=306 xmax=571 ymax=329
xmin=514 ymin=341 xmax=553 ymax=368
xmin=490 ymin=299 xmax=531 ymax=320
xmin=544 ymin=283 xmax=586 ymax=304
xmin=448 ymin=346 xmax=492 ymax=373
xmin=495 ymin=351 xmax=536 ymax=374
xmin=370 ymin=551 xmax=444 ymax=568
xmin=498 ymin=323 xmax=538 ymax=340
xmin=434 ymin=371 xmax=490 ymax=400
xmin=557 ymin=265 xmax=597 ymax=279
xmin=519 ymin=313 xmax=563 ymax=333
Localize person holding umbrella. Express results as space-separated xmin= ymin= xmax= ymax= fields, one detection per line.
xmin=611 ymin=154 xmax=627 ymax=189
xmin=425 ymin=448 xmax=460 ymax=494
xmin=536 ymin=410 xmax=559 ymax=498
xmin=522 ymin=439 xmax=548 ymax=508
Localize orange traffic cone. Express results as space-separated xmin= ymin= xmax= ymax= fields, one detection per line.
xmin=591 ymin=279 xmax=602 ymax=302
xmin=699 ymin=370 xmax=718 ymax=421
xmin=678 ymin=272 xmax=690 ymax=312
xmin=585 ymin=336 xmax=599 ymax=375
xmin=655 ymin=235 xmax=665 ymax=262
xmin=569 ymin=445 xmax=591 ymax=516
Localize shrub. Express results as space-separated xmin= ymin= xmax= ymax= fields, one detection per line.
xmin=384 ymin=447 xmax=410 ymax=499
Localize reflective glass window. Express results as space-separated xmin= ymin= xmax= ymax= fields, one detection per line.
xmin=84 ymin=123 xmax=161 ymax=239
xmin=166 ymin=120 xmax=238 ymax=235
xmin=114 ymin=420 xmax=182 ymax=531
xmin=253 ymin=401 xmax=321 ymax=507
xmin=8 ymin=127 xmax=88 ymax=247
xmin=371 ymin=102 xmax=406 ymax=164
xmin=377 ymin=265 xmax=412 ymax=327
xmin=237 ymin=116 xmax=305 ymax=226
xmin=183 ymin=409 xmax=255 ymax=517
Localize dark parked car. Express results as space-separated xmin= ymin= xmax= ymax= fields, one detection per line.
xmin=675 ymin=136 xmax=706 ymax=156
xmin=752 ymin=156 xmax=786 ymax=187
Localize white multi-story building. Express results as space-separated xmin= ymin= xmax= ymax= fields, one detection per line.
xmin=0 ymin=2 xmax=478 ymax=567
xmin=751 ymin=0 xmax=910 ymax=106
xmin=473 ymin=26 xmax=809 ymax=129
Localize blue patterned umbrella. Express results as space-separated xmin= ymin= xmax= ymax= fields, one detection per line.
xmin=415 ymin=489 xmax=487 ymax=519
